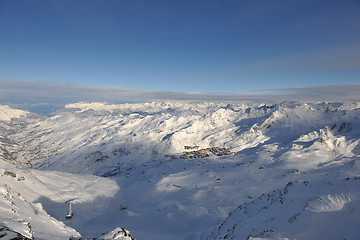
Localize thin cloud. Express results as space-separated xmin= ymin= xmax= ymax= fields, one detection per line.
xmin=0 ymin=80 xmax=359 ymax=114
xmin=242 ymin=43 xmax=360 ymax=74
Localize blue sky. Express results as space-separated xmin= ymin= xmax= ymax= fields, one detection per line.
xmin=0 ymin=0 xmax=359 ymax=94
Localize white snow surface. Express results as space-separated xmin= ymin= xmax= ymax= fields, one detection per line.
xmin=0 ymin=105 xmax=29 ymax=121
xmin=99 ymin=227 xmax=135 ymax=240
xmin=0 ymin=101 xmax=360 ymax=240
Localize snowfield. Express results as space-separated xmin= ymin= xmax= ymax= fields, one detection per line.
xmin=0 ymin=101 xmax=360 ymax=239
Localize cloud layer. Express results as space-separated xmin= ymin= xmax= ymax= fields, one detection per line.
xmin=0 ymin=80 xmax=359 ymax=114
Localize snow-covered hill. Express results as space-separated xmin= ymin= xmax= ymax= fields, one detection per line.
xmin=0 ymin=105 xmax=30 ymax=122
xmin=1 ymin=101 xmax=360 ymax=239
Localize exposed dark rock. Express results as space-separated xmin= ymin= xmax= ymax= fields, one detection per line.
xmin=0 ymin=225 xmax=31 ymax=240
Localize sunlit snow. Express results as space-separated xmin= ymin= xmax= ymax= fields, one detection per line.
xmin=1 ymin=101 xmax=360 ymax=240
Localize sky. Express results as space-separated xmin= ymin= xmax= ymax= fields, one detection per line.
xmin=0 ymin=0 xmax=360 ymax=94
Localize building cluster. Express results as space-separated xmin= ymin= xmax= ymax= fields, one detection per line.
xmin=184 ymin=146 xmax=200 ymax=150
xmin=180 ymin=147 xmax=232 ymax=159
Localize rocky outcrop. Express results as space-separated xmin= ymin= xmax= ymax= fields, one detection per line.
xmin=0 ymin=225 xmax=31 ymax=240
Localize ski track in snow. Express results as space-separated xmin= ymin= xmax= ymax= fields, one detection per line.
xmin=0 ymin=101 xmax=360 ymax=239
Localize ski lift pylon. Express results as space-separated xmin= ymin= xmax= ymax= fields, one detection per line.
xmin=66 ymin=202 xmax=73 ymax=220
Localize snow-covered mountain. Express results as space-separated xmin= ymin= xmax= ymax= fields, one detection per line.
xmin=1 ymin=101 xmax=360 ymax=239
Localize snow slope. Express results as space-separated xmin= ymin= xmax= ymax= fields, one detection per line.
xmin=0 ymin=105 xmax=29 ymax=122
xmin=0 ymin=159 xmax=120 ymax=239
xmin=1 ymin=101 xmax=360 ymax=239
xmin=203 ymin=175 xmax=360 ymax=239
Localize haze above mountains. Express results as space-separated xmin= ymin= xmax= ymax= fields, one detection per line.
xmin=1 ymin=81 xmax=360 ymax=115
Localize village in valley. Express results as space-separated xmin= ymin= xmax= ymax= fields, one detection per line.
xmin=180 ymin=146 xmax=233 ymax=159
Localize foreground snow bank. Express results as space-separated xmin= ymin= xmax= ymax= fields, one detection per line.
xmin=99 ymin=227 xmax=135 ymax=240
xmin=203 ymin=177 xmax=360 ymax=240
xmin=0 ymin=225 xmax=31 ymax=240
xmin=0 ymin=161 xmax=119 ymax=239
